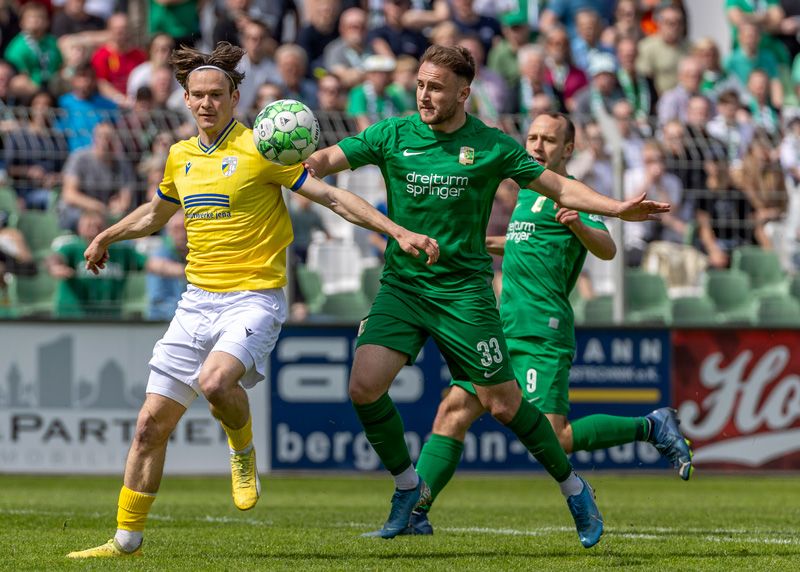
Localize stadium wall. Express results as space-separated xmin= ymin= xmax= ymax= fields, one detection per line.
xmin=1 ymin=323 xmax=797 ymax=474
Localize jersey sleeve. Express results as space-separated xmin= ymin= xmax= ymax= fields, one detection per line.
xmin=500 ymin=134 xmax=545 ymax=187
xmin=337 ymin=119 xmax=392 ymax=170
xmin=267 ymin=161 xmax=308 ymax=191
xmin=578 ymin=211 xmax=609 ymax=232
xmin=157 ymin=146 xmax=182 ymax=206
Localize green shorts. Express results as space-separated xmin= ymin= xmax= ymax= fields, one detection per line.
xmin=356 ymin=283 xmax=515 ymax=385
xmin=451 ymin=336 xmax=573 ymax=415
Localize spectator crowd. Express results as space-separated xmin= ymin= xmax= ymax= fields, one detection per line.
xmin=1 ymin=0 xmax=800 ymax=322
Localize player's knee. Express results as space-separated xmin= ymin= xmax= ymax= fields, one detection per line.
xmin=198 ymin=368 xmax=233 ymax=405
xmin=348 ymin=375 xmax=380 ymax=405
xmin=486 ymin=400 xmax=517 ymax=424
xmin=132 ymin=411 xmax=172 ymax=451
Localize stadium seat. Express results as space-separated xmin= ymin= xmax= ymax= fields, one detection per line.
xmin=624 ymin=270 xmax=671 ymax=324
xmin=0 ymin=187 xmax=19 ymax=228
xmin=582 ymin=295 xmax=613 ymax=325
xmin=121 ymin=272 xmax=148 ymax=319
xmin=789 ymin=274 xmax=800 ymax=303
xmin=361 ymin=264 xmax=383 ymax=303
xmin=756 ymin=294 xmax=800 ymax=327
xmin=16 ymin=210 xmax=65 ymax=260
xmin=296 ymin=264 xmax=325 ymax=313
xmin=569 ymin=286 xmax=586 ymax=326
xmin=670 ymin=296 xmax=716 ymax=326
xmin=731 ymin=246 xmax=788 ymax=296
xmin=319 ymin=291 xmax=371 ymax=321
xmin=704 ymin=269 xmax=755 ymax=324
xmin=16 ymin=270 xmax=57 ymax=317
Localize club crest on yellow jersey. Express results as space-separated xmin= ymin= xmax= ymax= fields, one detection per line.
xmin=222 ymin=156 xmax=238 ymax=177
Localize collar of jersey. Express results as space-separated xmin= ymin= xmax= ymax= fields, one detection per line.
xmin=197 ymin=118 xmax=237 ymax=154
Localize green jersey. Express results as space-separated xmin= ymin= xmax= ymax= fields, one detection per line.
xmin=500 ymin=188 xmax=608 ymax=347
xmin=54 ymin=236 xmax=146 ymax=318
xmin=338 ymin=113 xmax=545 ymax=297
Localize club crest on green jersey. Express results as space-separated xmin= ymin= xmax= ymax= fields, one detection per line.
xmin=222 ymin=156 xmax=238 ymax=177
xmin=459 ymin=146 xmax=474 ymax=165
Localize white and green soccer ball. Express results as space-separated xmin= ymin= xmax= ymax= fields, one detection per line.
xmin=252 ymin=99 xmax=320 ymax=165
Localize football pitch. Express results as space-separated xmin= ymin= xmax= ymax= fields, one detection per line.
xmin=1 ymin=473 xmax=798 ymax=571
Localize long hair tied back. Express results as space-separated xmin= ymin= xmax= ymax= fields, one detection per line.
xmin=171 ymin=41 xmax=246 ymax=91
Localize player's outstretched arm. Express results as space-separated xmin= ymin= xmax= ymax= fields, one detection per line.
xmin=84 ymin=195 xmax=180 ymax=275
xmin=556 ymin=208 xmax=617 ymax=260
xmin=304 ymin=145 xmax=351 ymax=179
xmin=529 ymin=170 xmax=670 ymax=221
xmin=296 ymin=176 xmax=440 ymax=265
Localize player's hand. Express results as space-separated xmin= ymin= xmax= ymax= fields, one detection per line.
xmin=617 ymin=192 xmax=670 ymax=221
xmin=84 ymin=240 xmax=110 ymax=275
xmin=555 ymin=207 xmax=581 ymax=228
xmin=396 ymin=231 xmax=439 ymax=265
xmin=303 ymin=159 xmax=319 ymax=178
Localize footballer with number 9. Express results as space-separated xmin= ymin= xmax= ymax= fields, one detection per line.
xmin=306 ymin=44 xmax=670 ymax=547
xmin=66 ymin=41 xmax=439 ymax=559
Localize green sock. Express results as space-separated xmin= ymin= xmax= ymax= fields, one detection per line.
xmin=506 ymin=400 xmax=572 ymax=482
xmin=416 ymin=434 xmax=464 ymax=509
xmin=571 ymin=415 xmax=649 ymax=452
xmin=352 ymin=393 xmax=411 ymax=475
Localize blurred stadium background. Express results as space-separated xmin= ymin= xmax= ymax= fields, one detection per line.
xmin=1 ymin=1 xmax=800 ymax=565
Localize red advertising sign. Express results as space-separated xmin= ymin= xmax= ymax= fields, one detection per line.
xmin=673 ymin=330 xmax=800 ymax=470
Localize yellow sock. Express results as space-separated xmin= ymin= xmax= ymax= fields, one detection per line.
xmin=222 ymin=415 xmax=253 ymax=452
xmin=116 ymin=486 xmax=156 ymax=532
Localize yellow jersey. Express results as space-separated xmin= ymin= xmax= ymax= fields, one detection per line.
xmin=157 ymin=119 xmax=307 ymax=292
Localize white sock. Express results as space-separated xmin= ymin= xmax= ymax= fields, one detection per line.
xmin=559 ymin=471 xmax=584 ymax=498
xmin=230 ymin=443 xmax=254 ymax=455
xmin=114 ymin=529 xmax=143 ymax=552
xmin=394 ymin=465 xmax=419 ymax=490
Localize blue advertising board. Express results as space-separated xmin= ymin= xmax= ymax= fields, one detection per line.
xmin=269 ymin=326 xmax=671 ymax=471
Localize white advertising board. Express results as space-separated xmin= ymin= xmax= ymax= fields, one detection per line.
xmin=0 ymin=322 xmax=267 ymax=474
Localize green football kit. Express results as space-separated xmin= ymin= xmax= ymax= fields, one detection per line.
xmin=452 ymin=189 xmax=607 ymax=414
xmin=338 ymin=114 xmax=574 ymax=486
xmin=339 ymin=113 xmax=544 ymax=386
xmin=419 ymin=184 xmax=651 ymax=510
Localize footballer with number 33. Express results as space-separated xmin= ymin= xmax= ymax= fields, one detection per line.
xmin=306 ymin=44 xmax=670 ymax=547
xmin=66 ymin=41 xmax=439 ymax=559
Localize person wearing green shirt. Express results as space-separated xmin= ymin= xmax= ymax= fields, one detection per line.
xmin=408 ymin=112 xmax=694 ymax=536
xmin=346 ymin=54 xmax=409 ymax=132
xmin=148 ymin=0 xmax=201 ymax=47
xmin=725 ymin=0 xmax=789 ymax=65
xmin=47 ymin=210 xmax=146 ymax=318
xmin=306 ymin=44 xmax=670 ymax=547
xmin=3 ymin=3 xmax=63 ymax=96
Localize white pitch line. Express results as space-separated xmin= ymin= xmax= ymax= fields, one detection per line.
xmin=2 ymin=508 xmax=798 ymax=546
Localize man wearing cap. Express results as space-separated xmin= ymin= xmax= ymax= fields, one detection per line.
xmin=572 ymin=52 xmax=624 ymax=124
xmin=347 ymin=54 xmax=410 ymax=131
xmin=487 ymin=10 xmax=535 ymax=89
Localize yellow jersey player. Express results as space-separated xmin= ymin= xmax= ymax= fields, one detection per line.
xmin=66 ymin=41 xmax=439 ymax=559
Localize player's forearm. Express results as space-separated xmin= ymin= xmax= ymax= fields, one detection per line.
xmin=572 ymin=225 xmax=616 ymax=260
xmin=95 ymin=202 xmax=171 ymax=248
xmin=485 ymin=235 xmax=506 ymax=255
xmin=531 ymin=171 xmax=622 ymax=217
xmin=326 ymin=186 xmax=406 ymax=238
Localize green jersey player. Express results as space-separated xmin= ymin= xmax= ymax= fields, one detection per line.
xmin=408 ymin=112 xmax=693 ymax=535
xmin=306 ymin=45 xmax=669 ymax=548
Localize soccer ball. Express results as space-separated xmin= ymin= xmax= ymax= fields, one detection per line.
xmin=252 ymin=99 xmax=320 ymax=165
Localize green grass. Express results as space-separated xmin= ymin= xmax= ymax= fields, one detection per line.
xmin=1 ymin=473 xmax=798 ymax=570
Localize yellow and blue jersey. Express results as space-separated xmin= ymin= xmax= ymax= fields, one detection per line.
xmin=158 ymin=119 xmax=308 ymax=292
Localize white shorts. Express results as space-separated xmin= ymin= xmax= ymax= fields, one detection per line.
xmin=147 ymin=284 xmax=286 ymax=407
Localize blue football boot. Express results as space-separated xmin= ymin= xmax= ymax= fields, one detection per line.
xmin=398 ymin=508 xmax=434 ymax=535
xmin=362 ymin=478 xmax=431 ymax=539
xmin=566 ymin=476 xmax=604 ymax=548
xmin=646 ymin=407 xmax=694 ymax=481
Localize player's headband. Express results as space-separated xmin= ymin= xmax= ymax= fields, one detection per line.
xmin=188 ymin=65 xmax=236 ymax=89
